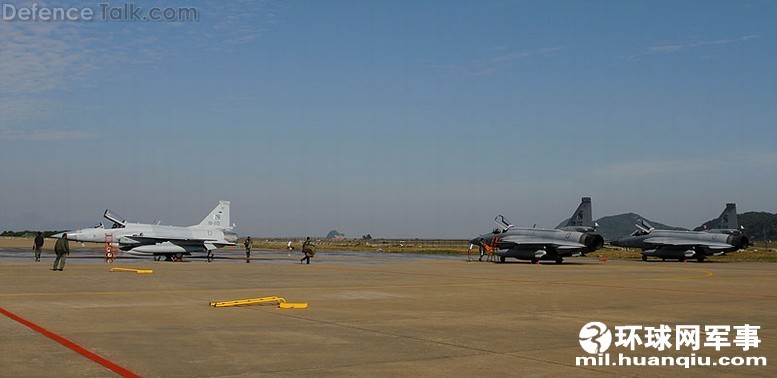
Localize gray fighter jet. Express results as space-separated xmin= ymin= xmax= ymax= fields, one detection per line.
xmin=470 ymin=197 xmax=604 ymax=264
xmin=53 ymin=201 xmax=238 ymax=261
xmin=610 ymin=203 xmax=749 ymax=262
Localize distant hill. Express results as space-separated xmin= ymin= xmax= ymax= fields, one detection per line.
xmin=558 ymin=213 xmax=685 ymax=241
xmin=326 ymin=230 xmax=345 ymax=239
xmin=740 ymin=212 xmax=777 ymax=241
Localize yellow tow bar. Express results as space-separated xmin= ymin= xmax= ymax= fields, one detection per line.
xmin=109 ymin=267 xmax=154 ymax=274
xmin=209 ymin=296 xmax=308 ymax=309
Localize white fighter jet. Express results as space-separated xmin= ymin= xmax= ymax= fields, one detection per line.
xmin=53 ymin=201 xmax=238 ymax=261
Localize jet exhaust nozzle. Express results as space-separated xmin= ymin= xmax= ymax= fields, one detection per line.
xmin=224 ymin=232 xmax=239 ymax=244
xmin=580 ymin=233 xmax=604 ymax=251
xmin=728 ymin=234 xmax=749 ymax=249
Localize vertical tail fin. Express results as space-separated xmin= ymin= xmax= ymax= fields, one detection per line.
xmin=709 ymin=203 xmax=738 ymax=230
xmin=196 ymin=201 xmax=231 ymax=230
xmin=562 ymin=197 xmax=594 ymax=229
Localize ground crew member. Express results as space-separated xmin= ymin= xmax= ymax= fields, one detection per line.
xmin=33 ymin=231 xmax=44 ymax=262
xmin=53 ymin=233 xmax=70 ymax=271
xmin=244 ymin=236 xmax=252 ymax=263
xmin=300 ymin=237 xmax=315 ymax=264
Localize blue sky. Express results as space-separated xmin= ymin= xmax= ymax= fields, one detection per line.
xmin=1 ymin=0 xmax=775 ymax=238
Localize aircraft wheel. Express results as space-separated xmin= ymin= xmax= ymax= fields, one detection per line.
xmin=697 ymin=257 xmax=705 ymax=263
xmin=641 ymin=255 xmax=648 ymax=262
xmin=530 ymin=258 xmax=537 ymax=265
xmin=499 ymin=256 xmax=506 ymax=263
xmin=555 ymin=257 xmax=563 ymax=264
xmin=678 ymin=257 xmax=686 ymax=262
xmin=175 ymin=253 xmax=184 ymax=261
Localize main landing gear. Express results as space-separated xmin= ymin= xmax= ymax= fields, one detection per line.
xmin=160 ymin=253 xmax=185 ymax=262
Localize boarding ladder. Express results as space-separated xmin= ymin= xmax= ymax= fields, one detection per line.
xmin=104 ymin=233 xmax=116 ymax=263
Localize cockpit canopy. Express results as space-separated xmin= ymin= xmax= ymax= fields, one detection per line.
xmin=103 ymin=209 xmax=126 ymax=229
xmin=493 ymin=215 xmax=514 ymax=233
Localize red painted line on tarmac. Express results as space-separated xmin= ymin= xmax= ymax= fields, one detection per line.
xmin=0 ymin=306 xmax=139 ymax=378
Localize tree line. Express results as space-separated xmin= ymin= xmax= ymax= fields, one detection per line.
xmin=1 ymin=230 xmax=67 ymax=238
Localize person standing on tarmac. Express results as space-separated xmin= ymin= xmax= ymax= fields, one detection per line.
xmin=300 ymin=237 xmax=315 ymax=264
xmin=244 ymin=236 xmax=252 ymax=263
xmin=33 ymin=231 xmax=44 ymax=262
xmin=53 ymin=233 xmax=70 ymax=271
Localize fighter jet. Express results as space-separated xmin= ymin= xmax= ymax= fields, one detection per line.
xmin=53 ymin=201 xmax=238 ymax=261
xmin=470 ymin=197 xmax=604 ymax=264
xmin=610 ymin=203 xmax=749 ymax=262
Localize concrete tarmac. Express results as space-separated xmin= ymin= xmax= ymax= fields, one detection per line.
xmin=1 ymin=250 xmax=775 ymax=377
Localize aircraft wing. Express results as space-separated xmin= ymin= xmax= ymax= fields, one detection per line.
xmin=643 ymin=237 xmax=733 ymax=249
xmin=500 ymin=235 xmax=586 ymax=249
xmin=122 ymin=235 xmax=220 ymax=245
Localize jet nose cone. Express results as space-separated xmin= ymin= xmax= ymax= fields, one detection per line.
xmin=610 ymin=235 xmax=631 ymax=246
xmin=52 ymin=232 xmax=77 ymax=240
xmin=469 ymin=236 xmax=483 ymax=246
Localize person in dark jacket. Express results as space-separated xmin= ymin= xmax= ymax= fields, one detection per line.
xmin=300 ymin=237 xmax=315 ymax=264
xmin=53 ymin=233 xmax=70 ymax=271
xmin=33 ymin=232 xmax=44 ymax=262
xmin=244 ymin=237 xmax=252 ymax=263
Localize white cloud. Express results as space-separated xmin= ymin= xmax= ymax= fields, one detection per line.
xmin=648 ymin=44 xmax=684 ymax=53
xmin=0 ymin=22 xmax=97 ymax=95
xmin=0 ymin=0 xmax=283 ymax=141
xmin=647 ymin=34 xmax=760 ymax=54
xmin=431 ymin=46 xmax=563 ymax=76
xmin=0 ymin=19 xmax=100 ymax=141
xmin=189 ymin=0 xmax=283 ymax=50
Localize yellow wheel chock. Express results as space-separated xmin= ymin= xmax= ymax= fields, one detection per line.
xmin=209 ymin=296 xmax=308 ymax=309
xmin=109 ymin=267 xmax=153 ymax=274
